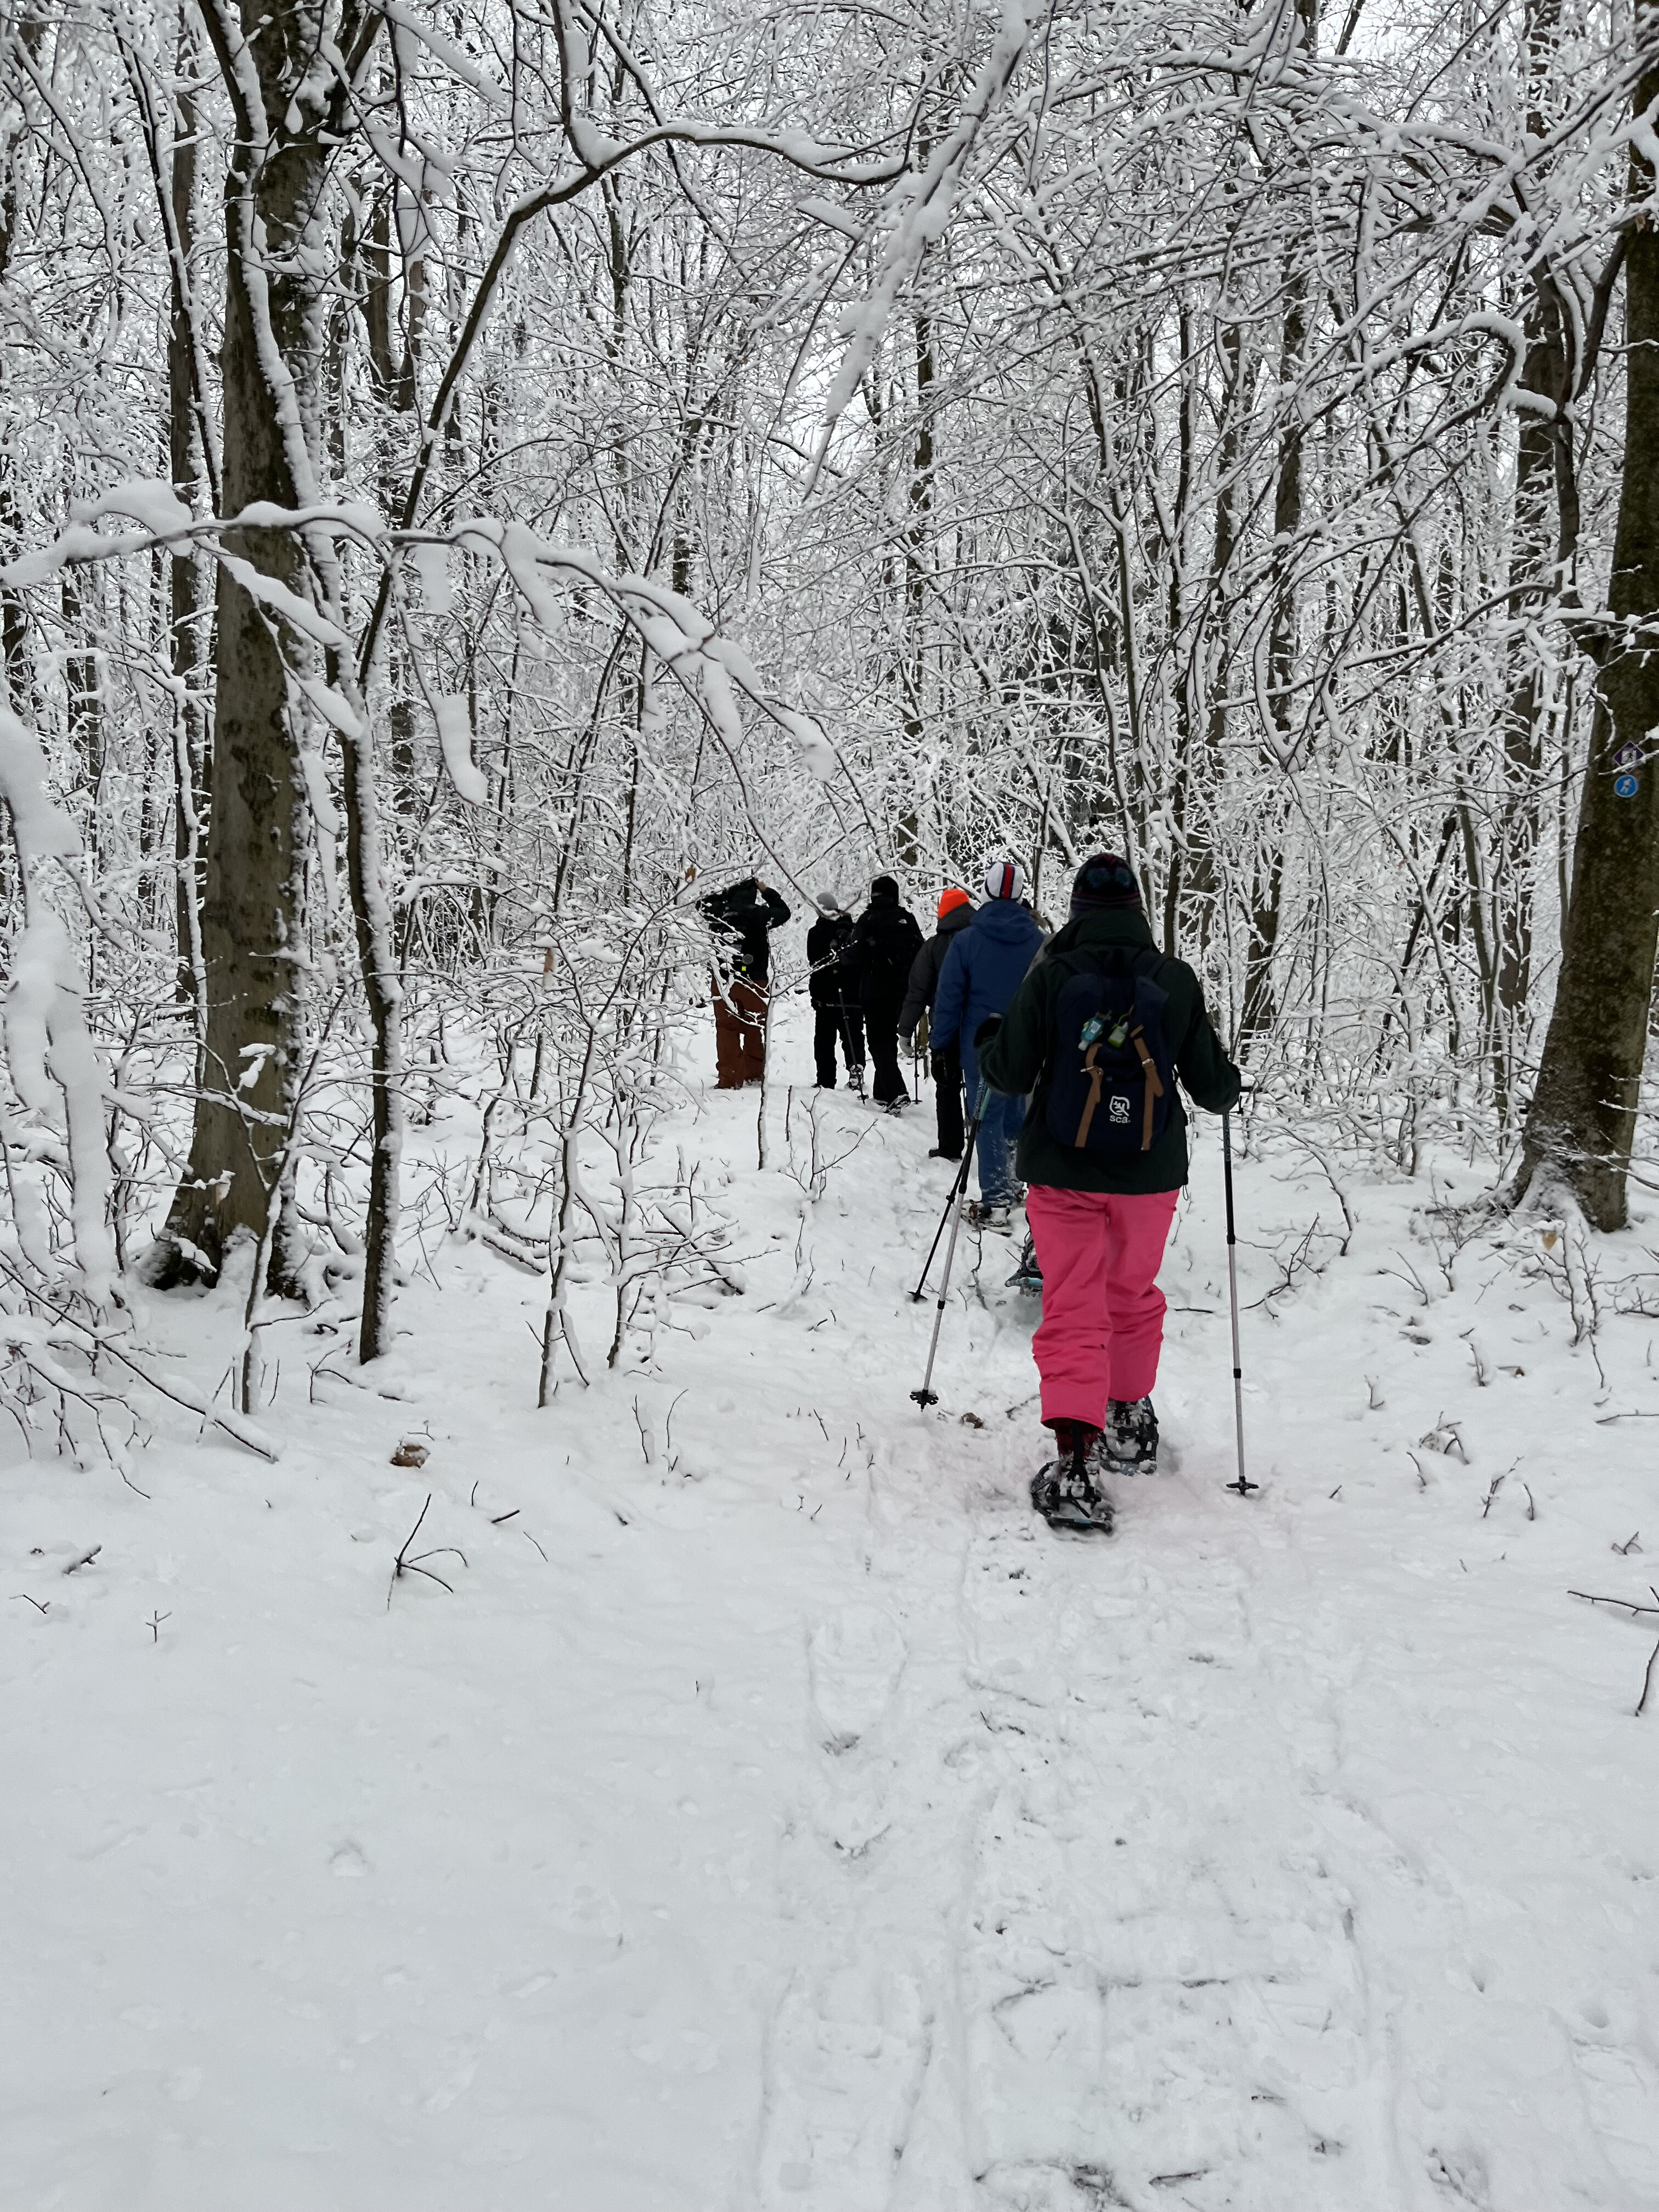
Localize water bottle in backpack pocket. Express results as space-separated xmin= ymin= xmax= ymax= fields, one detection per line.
xmin=1044 ymin=953 xmax=1175 ymax=1156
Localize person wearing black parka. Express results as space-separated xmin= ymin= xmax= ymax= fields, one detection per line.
xmin=978 ymin=853 xmax=1241 ymax=1504
xmin=851 ymin=875 xmax=925 ymax=1107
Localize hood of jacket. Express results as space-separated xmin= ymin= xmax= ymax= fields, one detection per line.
xmin=940 ymin=901 xmax=975 ymax=938
xmin=1044 ymin=906 xmax=1155 ymax=961
xmin=970 ymin=898 xmax=1043 ymax=949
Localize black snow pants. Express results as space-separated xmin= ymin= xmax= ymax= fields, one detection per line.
xmin=931 ymin=1047 xmax=964 ymax=1156
xmin=864 ymin=986 xmax=909 ymax=1105
xmin=813 ymin=1005 xmax=866 ymax=1088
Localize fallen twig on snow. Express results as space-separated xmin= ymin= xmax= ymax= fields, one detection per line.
xmin=1568 ymin=1588 xmax=1659 ymax=1617
xmin=386 ymin=1493 xmax=469 ymax=1610
xmin=1637 ymin=1641 xmax=1659 ymax=1719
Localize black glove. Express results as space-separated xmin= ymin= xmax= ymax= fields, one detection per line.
xmin=973 ymin=1015 xmax=1003 ymax=1049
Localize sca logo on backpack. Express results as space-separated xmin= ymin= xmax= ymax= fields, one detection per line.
xmin=1045 ymin=952 xmax=1175 ymax=1156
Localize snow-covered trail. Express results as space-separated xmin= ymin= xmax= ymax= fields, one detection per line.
xmin=5 ymin=1017 xmax=1658 ymax=2211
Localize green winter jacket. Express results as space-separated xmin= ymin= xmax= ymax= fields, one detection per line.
xmin=977 ymin=907 xmax=1241 ymax=1194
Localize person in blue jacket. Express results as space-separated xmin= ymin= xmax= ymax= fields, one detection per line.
xmin=932 ymin=858 xmax=1045 ymax=1227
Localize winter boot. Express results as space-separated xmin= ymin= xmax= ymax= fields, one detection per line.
xmin=1031 ymin=1420 xmax=1115 ymax=1534
xmin=1103 ymin=1396 xmax=1159 ymax=1474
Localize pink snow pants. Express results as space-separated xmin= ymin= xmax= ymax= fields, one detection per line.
xmin=1025 ymin=1183 xmax=1181 ymax=1428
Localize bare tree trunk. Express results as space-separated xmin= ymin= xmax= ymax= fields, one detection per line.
xmin=150 ymin=0 xmax=380 ymax=1291
xmin=167 ymin=35 xmax=211 ymax=1034
xmin=1189 ymin=319 xmax=1252 ymax=960
xmin=1492 ymin=0 xmax=1573 ymax=1120
xmin=896 ymin=298 xmax=936 ymax=872
xmin=1240 ymin=265 xmax=1308 ymax=1042
xmin=0 ymin=8 xmax=42 ymax=713
xmin=1517 ymin=21 xmax=1659 ymax=1228
xmin=1162 ymin=301 xmax=1198 ymax=947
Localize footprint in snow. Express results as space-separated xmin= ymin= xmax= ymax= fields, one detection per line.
xmin=758 ymin=1965 xmax=929 ymax=2210
xmin=808 ymin=1604 xmax=906 ymax=1753
xmin=1571 ymin=2036 xmax=1659 ymax=2199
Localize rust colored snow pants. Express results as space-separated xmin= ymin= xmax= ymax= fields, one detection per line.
xmin=713 ymin=975 xmax=769 ymax=1088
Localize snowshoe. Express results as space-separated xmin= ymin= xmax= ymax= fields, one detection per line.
xmin=1006 ymin=1234 xmax=1042 ymax=1295
xmin=1103 ymin=1395 xmax=1159 ymax=1474
xmin=963 ymin=1198 xmax=1017 ymax=1233
xmin=1031 ymin=1422 xmax=1115 ymax=1534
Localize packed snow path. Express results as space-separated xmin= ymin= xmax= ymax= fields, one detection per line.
xmin=6 ymin=1020 xmax=1659 ymax=2211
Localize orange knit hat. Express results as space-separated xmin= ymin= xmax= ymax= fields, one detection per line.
xmin=937 ymin=886 xmax=971 ymax=919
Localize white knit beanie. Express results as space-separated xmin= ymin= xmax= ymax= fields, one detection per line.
xmin=983 ymin=857 xmax=1025 ymax=902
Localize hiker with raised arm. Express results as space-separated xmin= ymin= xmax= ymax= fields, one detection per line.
xmin=977 ymin=854 xmax=1242 ymax=1533
xmin=701 ymin=870 xmax=791 ymax=1090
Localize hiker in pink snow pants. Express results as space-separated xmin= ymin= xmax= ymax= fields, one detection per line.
xmin=1024 ymin=1184 xmax=1181 ymax=1427
xmin=977 ymin=854 xmax=1241 ymax=1511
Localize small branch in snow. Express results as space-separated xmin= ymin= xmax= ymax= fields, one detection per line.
xmin=1637 ymin=1641 xmax=1659 ymax=1719
xmin=386 ymin=1493 xmax=468 ymax=1609
xmin=146 ymin=1610 xmax=170 ymax=1643
xmin=63 ymin=1544 xmax=101 ymax=1575
xmin=1612 ymin=1532 xmax=1642 ymax=1555
xmin=1568 ymin=1589 xmax=1659 ymax=1617
xmin=10 ymin=1594 xmax=48 ymax=1614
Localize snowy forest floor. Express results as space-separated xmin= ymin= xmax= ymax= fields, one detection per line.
xmin=6 ymin=1005 xmax=1659 ymax=2212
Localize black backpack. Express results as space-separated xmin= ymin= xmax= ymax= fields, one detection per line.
xmin=1043 ymin=950 xmax=1176 ymax=1156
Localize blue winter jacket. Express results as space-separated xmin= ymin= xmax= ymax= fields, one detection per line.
xmin=932 ymin=900 xmax=1045 ymax=1093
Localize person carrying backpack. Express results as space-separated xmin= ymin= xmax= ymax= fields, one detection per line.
xmin=700 ymin=871 xmax=791 ymax=1089
xmin=851 ymin=876 xmax=924 ymax=1107
xmin=899 ymin=885 xmax=974 ymax=1158
xmin=977 ymin=853 xmax=1241 ymax=1533
xmin=931 ymin=859 xmax=1044 ymax=1226
xmin=806 ymin=893 xmax=865 ymax=1092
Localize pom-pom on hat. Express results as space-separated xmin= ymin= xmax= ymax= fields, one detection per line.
xmin=815 ymin=889 xmax=845 ymax=917
xmin=938 ymin=886 xmax=971 ymax=919
xmin=983 ymin=858 xmax=1025 ymax=902
xmin=1069 ymin=853 xmax=1142 ymax=912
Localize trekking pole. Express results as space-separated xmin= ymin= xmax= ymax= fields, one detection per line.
xmin=1222 ymin=1105 xmax=1257 ymax=1496
xmin=911 ymin=1083 xmax=989 ymax=1408
xmin=911 ymin=1081 xmax=988 ymax=1304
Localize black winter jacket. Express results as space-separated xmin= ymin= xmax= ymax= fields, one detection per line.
xmin=701 ymin=878 xmax=791 ymax=986
xmin=898 ymin=901 xmax=975 ymax=1037
xmin=978 ymin=906 xmax=1241 ymax=1194
xmin=851 ymin=888 xmax=924 ymax=1015
xmin=806 ymin=912 xmax=857 ymax=1008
